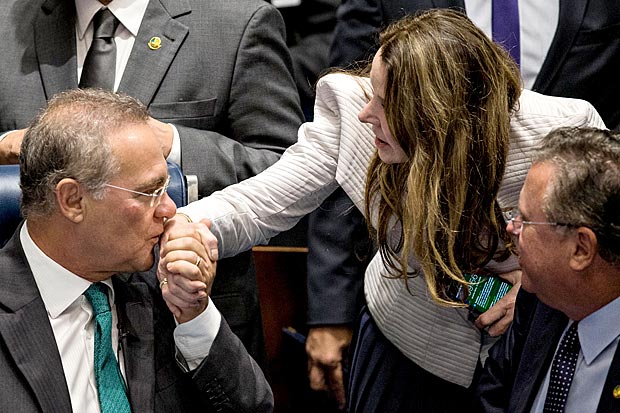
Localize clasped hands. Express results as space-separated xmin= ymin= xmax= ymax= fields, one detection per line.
xmin=158 ymin=215 xmax=219 ymax=324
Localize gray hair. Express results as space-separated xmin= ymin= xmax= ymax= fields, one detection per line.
xmin=534 ymin=127 xmax=620 ymax=264
xmin=20 ymin=88 xmax=150 ymax=218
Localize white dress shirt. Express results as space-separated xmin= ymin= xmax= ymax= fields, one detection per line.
xmin=21 ymin=222 xmax=220 ymax=412
xmin=465 ymin=0 xmax=560 ymax=89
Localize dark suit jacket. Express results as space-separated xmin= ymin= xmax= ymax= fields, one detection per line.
xmin=0 ymin=230 xmax=273 ymax=413
xmin=475 ymin=290 xmax=620 ymax=412
xmin=0 ymin=0 xmax=305 ymax=367
xmin=277 ymin=0 xmax=340 ymax=119
xmin=307 ymin=0 xmax=620 ymax=327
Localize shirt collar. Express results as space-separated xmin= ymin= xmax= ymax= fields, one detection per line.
xmin=75 ymin=0 xmax=150 ymax=39
xmin=577 ymin=296 xmax=620 ymax=365
xmin=20 ymin=222 xmax=114 ymax=319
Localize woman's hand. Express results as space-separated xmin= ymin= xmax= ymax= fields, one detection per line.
xmin=474 ymin=270 xmax=522 ymax=336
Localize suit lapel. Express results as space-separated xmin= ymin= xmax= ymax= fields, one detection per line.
xmin=532 ymin=0 xmax=588 ymax=92
xmin=118 ymin=0 xmax=191 ymax=106
xmin=34 ymin=0 xmax=79 ymax=99
xmin=0 ymin=232 xmax=72 ymax=411
xmin=510 ymin=306 xmax=568 ymax=413
xmin=596 ymin=339 xmax=620 ymax=412
xmin=113 ymin=276 xmax=156 ymax=413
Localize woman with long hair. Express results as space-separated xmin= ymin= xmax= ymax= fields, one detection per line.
xmin=160 ymin=9 xmax=604 ymax=410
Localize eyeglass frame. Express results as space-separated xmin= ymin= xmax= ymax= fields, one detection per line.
xmin=104 ymin=175 xmax=171 ymax=207
xmin=503 ymin=207 xmax=572 ymax=235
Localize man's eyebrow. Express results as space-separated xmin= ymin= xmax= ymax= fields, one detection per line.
xmin=134 ymin=175 xmax=167 ymax=192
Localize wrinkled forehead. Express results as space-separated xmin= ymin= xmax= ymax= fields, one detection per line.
xmin=108 ymin=122 xmax=167 ymax=183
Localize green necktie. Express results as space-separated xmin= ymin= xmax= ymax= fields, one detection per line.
xmin=83 ymin=283 xmax=132 ymax=413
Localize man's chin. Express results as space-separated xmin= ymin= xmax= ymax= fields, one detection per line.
xmin=132 ymin=250 xmax=156 ymax=272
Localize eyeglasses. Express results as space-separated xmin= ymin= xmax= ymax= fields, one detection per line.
xmin=104 ymin=175 xmax=171 ymax=207
xmin=503 ymin=207 xmax=570 ymax=235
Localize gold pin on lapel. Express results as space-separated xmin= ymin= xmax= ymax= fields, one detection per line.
xmin=613 ymin=385 xmax=620 ymax=399
xmin=148 ymin=36 xmax=162 ymax=50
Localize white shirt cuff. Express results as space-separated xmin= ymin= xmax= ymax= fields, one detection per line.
xmin=173 ymin=298 xmax=222 ymax=371
xmin=166 ymin=123 xmax=181 ymax=166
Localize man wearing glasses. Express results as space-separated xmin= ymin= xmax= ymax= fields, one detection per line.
xmin=0 ymin=88 xmax=272 ymax=412
xmin=476 ymin=127 xmax=620 ymax=412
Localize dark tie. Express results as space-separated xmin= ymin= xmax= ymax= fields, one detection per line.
xmin=79 ymin=9 xmax=120 ymax=90
xmin=83 ymin=283 xmax=132 ymax=413
xmin=492 ymin=0 xmax=520 ymax=66
xmin=543 ymin=322 xmax=580 ymax=413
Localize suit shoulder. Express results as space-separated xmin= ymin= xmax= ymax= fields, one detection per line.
xmin=193 ymin=0 xmax=278 ymax=19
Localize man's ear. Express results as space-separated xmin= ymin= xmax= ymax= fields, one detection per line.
xmin=55 ymin=178 xmax=85 ymax=223
xmin=569 ymin=227 xmax=598 ymax=271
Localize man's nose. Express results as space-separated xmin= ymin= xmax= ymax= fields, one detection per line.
xmin=157 ymin=192 xmax=177 ymax=219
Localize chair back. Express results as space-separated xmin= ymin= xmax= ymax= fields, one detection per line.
xmin=0 ymin=164 xmax=21 ymax=248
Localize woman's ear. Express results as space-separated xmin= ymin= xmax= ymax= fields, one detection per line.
xmin=55 ymin=178 xmax=85 ymax=223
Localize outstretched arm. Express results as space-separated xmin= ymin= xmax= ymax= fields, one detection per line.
xmin=170 ymin=74 xmax=373 ymax=259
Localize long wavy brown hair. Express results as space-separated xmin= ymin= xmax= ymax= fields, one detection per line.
xmin=364 ymin=9 xmax=521 ymax=306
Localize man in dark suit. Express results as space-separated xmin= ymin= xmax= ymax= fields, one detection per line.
xmin=305 ymin=1 xmax=620 ymax=405
xmin=475 ymin=126 xmax=620 ymax=412
xmin=0 ymin=88 xmax=272 ymax=412
xmin=0 ymin=0 xmax=305 ymax=368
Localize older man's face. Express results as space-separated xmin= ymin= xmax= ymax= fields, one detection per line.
xmin=509 ymin=163 xmax=576 ymax=312
xmin=82 ymin=122 xmax=176 ymax=276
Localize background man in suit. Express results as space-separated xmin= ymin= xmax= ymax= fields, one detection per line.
xmin=0 ymin=88 xmax=271 ymax=412
xmin=0 ymin=0 xmax=305 ymax=368
xmin=306 ymin=1 xmax=620 ymax=406
xmin=476 ymin=126 xmax=620 ymax=412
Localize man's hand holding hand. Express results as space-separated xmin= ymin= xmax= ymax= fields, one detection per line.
xmin=158 ymin=215 xmax=219 ymax=323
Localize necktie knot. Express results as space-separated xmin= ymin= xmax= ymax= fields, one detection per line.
xmin=92 ymin=9 xmax=120 ymax=40
xmin=79 ymin=8 xmax=119 ymax=89
xmin=84 ymin=282 xmax=111 ymax=316
xmin=562 ymin=322 xmax=580 ymax=353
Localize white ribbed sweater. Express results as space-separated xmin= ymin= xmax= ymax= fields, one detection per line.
xmin=181 ymin=73 xmax=605 ymax=386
